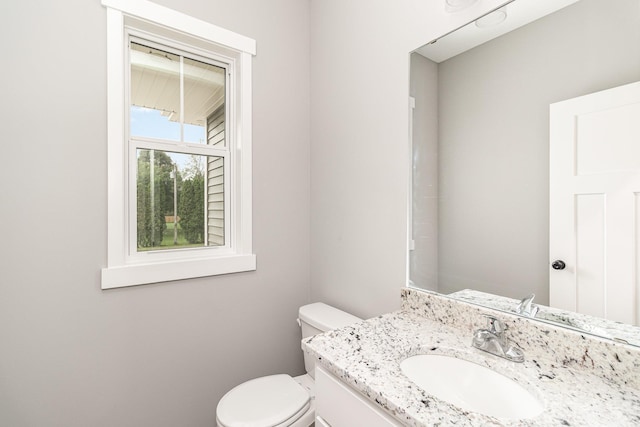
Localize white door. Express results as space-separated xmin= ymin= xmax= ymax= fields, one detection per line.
xmin=550 ymin=81 xmax=640 ymax=326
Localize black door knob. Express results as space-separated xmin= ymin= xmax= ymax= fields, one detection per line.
xmin=551 ymin=260 xmax=566 ymax=270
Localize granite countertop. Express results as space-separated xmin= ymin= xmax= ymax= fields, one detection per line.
xmin=302 ymin=290 xmax=640 ymax=426
xmin=449 ymin=289 xmax=640 ymax=347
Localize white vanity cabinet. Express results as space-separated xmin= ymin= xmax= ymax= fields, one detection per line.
xmin=315 ymin=365 xmax=403 ymax=427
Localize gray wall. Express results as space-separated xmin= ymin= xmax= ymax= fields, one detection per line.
xmin=436 ymin=0 xmax=640 ymax=302
xmin=308 ymin=0 xmax=508 ymax=318
xmin=0 ymin=0 xmax=310 ymax=426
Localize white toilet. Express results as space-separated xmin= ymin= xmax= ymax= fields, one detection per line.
xmin=216 ymin=303 xmax=361 ymax=427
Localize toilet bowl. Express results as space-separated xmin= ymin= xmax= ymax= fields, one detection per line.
xmin=216 ymin=373 xmax=315 ymax=427
xmin=216 ymin=303 xmax=361 ymax=427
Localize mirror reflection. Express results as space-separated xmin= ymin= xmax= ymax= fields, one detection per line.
xmin=409 ymin=0 xmax=640 ymax=344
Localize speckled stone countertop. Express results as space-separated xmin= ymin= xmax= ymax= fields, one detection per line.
xmin=449 ymin=289 xmax=640 ymax=347
xmin=302 ymin=289 xmax=640 ymax=426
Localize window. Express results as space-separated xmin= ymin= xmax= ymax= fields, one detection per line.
xmin=102 ymin=0 xmax=256 ymax=289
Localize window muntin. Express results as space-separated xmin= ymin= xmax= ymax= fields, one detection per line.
xmin=128 ymin=37 xmax=228 ymax=256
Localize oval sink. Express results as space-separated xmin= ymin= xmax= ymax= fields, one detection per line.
xmin=400 ymin=354 xmax=544 ymax=420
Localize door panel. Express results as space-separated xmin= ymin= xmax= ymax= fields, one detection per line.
xmin=576 ymin=102 xmax=640 ymax=175
xmin=550 ymin=81 xmax=640 ymax=326
xmin=575 ymin=194 xmax=605 ymax=318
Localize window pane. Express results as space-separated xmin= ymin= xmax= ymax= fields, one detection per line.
xmin=136 ymin=149 xmax=224 ymax=251
xmin=129 ymin=41 xmax=226 ymax=145
xmin=183 ymin=56 xmax=226 ymax=145
xmin=130 ymin=42 xmax=181 ymax=141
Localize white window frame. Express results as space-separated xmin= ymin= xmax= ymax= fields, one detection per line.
xmin=102 ymin=0 xmax=256 ymax=289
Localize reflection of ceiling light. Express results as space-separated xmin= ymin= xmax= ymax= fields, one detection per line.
xmin=475 ymin=7 xmax=508 ymax=28
xmin=445 ymin=0 xmax=478 ymax=13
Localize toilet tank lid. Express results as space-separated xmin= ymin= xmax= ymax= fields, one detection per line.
xmin=298 ymin=303 xmax=361 ymax=332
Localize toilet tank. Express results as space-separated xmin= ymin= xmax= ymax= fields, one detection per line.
xmin=298 ymin=303 xmax=361 ymax=378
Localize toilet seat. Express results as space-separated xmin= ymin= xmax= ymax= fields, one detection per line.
xmin=216 ymin=374 xmax=311 ymax=427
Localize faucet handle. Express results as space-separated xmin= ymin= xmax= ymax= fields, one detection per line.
xmin=483 ymin=315 xmax=506 ymax=335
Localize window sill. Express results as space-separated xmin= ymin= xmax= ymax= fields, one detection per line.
xmin=101 ymin=253 xmax=256 ymax=289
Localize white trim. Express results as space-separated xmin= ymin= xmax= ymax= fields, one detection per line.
xmin=407 ymin=96 xmax=416 ymax=251
xmin=102 ymin=254 xmax=257 ymax=289
xmin=106 ymin=7 xmax=126 ymax=268
xmin=102 ymin=0 xmax=256 ymax=289
xmin=101 ymin=0 xmax=256 ymax=55
xmin=131 ymin=137 xmax=229 ymax=158
xmin=237 ymin=51 xmax=253 ymax=254
xmin=407 ymin=96 xmax=416 ymax=287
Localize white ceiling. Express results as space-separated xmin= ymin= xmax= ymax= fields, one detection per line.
xmin=415 ymin=0 xmax=580 ymax=63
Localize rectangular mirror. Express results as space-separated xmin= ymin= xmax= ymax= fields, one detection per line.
xmin=409 ymin=0 xmax=640 ymax=345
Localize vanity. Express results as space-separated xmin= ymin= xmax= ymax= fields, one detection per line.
xmin=302 ymin=289 xmax=640 ymax=426
xmin=314 ymin=366 xmax=402 ymax=427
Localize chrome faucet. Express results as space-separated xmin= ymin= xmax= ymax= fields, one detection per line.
xmin=471 ymin=316 xmax=524 ymax=363
xmin=515 ymin=293 xmax=539 ymax=318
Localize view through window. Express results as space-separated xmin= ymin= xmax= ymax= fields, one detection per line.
xmin=129 ymin=40 xmax=227 ymax=251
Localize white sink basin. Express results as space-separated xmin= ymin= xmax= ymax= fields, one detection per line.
xmin=400 ymin=354 xmax=544 ymax=420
